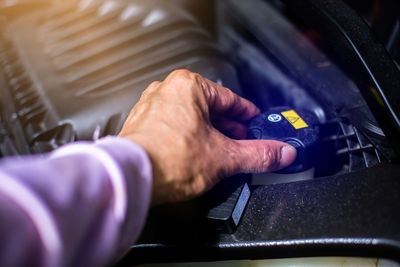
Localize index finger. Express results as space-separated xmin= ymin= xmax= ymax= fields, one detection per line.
xmin=202 ymin=77 xmax=260 ymax=122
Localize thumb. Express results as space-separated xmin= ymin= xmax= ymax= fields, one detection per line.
xmin=225 ymin=139 xmax=297 ymax=175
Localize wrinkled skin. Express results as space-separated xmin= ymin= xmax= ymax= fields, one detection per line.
xmin=119 ymin=70 xmax=296 ymax=206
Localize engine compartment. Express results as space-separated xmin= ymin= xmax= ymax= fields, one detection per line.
xmin=0 ymin=0 xmax=396 ymax=177
xmin=218 ymin=0 xmax=400 ymax=178
xmin=0 ymin=0 xmax=400 ymax=264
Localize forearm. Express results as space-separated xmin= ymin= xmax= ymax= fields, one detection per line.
xmin=0 ymin=136 xmax=152 ymax=267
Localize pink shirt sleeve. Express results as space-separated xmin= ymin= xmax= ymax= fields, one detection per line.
xmin=0 ymin=136 xmax=152 ymax=267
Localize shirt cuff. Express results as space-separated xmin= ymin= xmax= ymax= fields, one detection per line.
xmin=94 ymin=136 xmax=153 ymax=256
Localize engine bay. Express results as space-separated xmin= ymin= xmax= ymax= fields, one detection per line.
xmin=0 ymin=0 xmax=399 ymax=264
xmin=0 ymin=0 xmax=396 ymax=176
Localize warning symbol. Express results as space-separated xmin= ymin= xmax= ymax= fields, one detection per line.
xmin=281 ymin=110 xmax=308 ymax=129
xmin=287 ymin=116 xmax=300 ymax=124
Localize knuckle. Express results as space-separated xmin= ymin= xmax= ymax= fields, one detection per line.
xmin=166 ymin=69 xmax=205 ymax=95
xmin=169 ymin=69 xmax=193 ymax=80
xmin=259 ymin=145 xmax=280 ymax=171
xmin=140 ymin=89 xmax=150 ymax=99
xmin=168 ymin=70 xmax=203 ymax=87
xmin=195 ymin=74 xmax=208 ymax=91
xmin=140 ymin=81 xmax=161 ymax=100
xmin=148 ymin=81 xmax=161 ymax=88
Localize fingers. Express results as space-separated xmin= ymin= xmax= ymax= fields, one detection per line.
xmin=211 ymin=115 xmax=247 ymax=139
xmin=201 ymin=78 xmax=261 ymax=122
xmin=163 ymin=69 xmax=260 ymax=122
xmin=221 ymin=139 xmax=297 ymax=176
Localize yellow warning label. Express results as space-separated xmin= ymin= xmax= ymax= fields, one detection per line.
xmin=281 ymin=110 xmax=308 ymax=129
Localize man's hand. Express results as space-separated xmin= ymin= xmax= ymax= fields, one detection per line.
xmin=119 ymin=70 xmax=296 ymax=206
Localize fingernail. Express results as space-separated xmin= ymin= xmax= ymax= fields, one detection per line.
xmin=279 ymin=145 xmax=297 ymax=169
